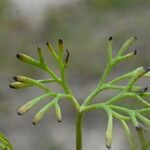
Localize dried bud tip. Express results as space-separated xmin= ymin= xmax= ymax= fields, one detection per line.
xmin=9 ymin=84 xmax=14 ymax=89
xmin=58 ymin=39 xmax=63 ymax=44
xmin=32 ymin=121 xmax=37 ymax=126
xmin=134 ymin=49 xmax=137 ymax=55
xmin=106 ymin=145 xmax=111 ymax=149
xmin=108 ymin=36 xmax=113 ymax=41
xmin=17 ymin=111 xmax=22 ymax=115
xmin=136 ymin=124 xmax=143 ymax=131
xmin=13 ymin=76 xmax=17 ymax=81
xmin=46 ymin=42 xmax=49 ymax=46
xmin=65 ymin=49 xmax=70 ymax=64
xmin=16 ymin=53 xmax=21 ymax=59
xmin=143 ymin=87 xmax=148 ymax=92
xmin=58 ymin=120 xmax=62 ymax=123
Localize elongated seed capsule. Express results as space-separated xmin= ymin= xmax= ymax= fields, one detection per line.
xmin=117 ymin=37 xmax=137 ymax=56
xmin=32 ymin=99 xmax=56 ymax=125
xmin=55 ymin=103 xmax=62 ymax=122
xmin=129 ymin=112 xmax=143 ymax=130
xmin=18 ymin=93 xmax=51 ymax=115
xmin=37 ymin=47 xmax=44 ymax=63
xmin=46 ymin=42 xmax=58 ymax=59
xmin=105 ymin=110 xmax=113 ymax=149
xmin=126 ymin=67 xmax=149 ymax=91
xmin=13 ymin=76 xmax=49 ymax=92
xmin=9 ymin=82 xmax=29 ymax=89
xmin=107 ymin=37 xmax=113 ymax=64
xmin=58 ymin=39 xmax=64 ymax=58
xmin=119 ymin=50 xmax=137 ymax=62
xmin=134 ymin=67 xmax=149 ymax=80
xmin=16 ymin=53 xmax=40 ymax=66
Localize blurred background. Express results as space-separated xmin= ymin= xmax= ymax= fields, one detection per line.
xmin=0 ymin=0 xmax=150 ymax=149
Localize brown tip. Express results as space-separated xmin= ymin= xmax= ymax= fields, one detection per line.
xmin=16 ymin=53 xmax=21 ymax=59
xmin=134 ymin=37 xmax=137 ymax=40
xmin=13 ymin=76 xmax=17 ymax=81
xmin=106 ymin=145 xmax=111 ymax=149
xmin=58 ymin=119 xmax=62 ymax=123
xmin=136 ymin=124 xmax=143 ymax=131
xmin=9 ymin=84 xmax=14 ymax=89
xmin=109 ymin=36 xmax=113 ymax=41
xmin=17 ymin=111 xmax=22 ymax=115
xmin=134 ymin=49 xmax=137 ymax=55
xmin=46 ymin=42 xmax=49 ymax=46
xmin=32 ymin=121 xmax=37 ymax=126
xmin=58 ymin=39 xmax=63 ymax=44
xmin=65 ymin=49 xmax=70 ymax=64
xmin=143 ymin=87 xmax=148 ymax=92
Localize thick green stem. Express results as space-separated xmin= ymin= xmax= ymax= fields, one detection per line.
xmin=76 ymin=112 xmax=83 ymax=150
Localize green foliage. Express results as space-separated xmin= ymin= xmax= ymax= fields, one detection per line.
xmin=10 ymin=37 xmax=150 ymax=150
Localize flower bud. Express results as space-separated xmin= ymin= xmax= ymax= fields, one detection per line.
xmin=118 ymin=37 xmax=137 ymax=56
xmin=46 ymin=42 xmax=58 ymax=59
xmin=9 ymin=82 xmax=29 ymax=89
xmin=17 ymin=53 xmax=40 ymax=66
xmin=135 ymin=67 xmax=149 ymax=79
xmin=58 ymin=39 xmax=63 ymax=51
xmin=18 ymin=93 xmax=50 ymax=115
xmin=13 ymin=76 xmax=29 ymax=83
xmin=37 ymin=47 xmax=44 ymax=63
xmin=105 ymin=111 xmax=113 ymax=149
xmin=32 ymin=100 xmax=54 ymax=125
xmin=55 ymin=103 xmax=62 ymax=122
xmin=13 ymin=76 xmax=49 ymax=92
xmin=58 ymin=39 xmax=64 ymax=58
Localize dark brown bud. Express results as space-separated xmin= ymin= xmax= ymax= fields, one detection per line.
xmin=65 ymin=49 xmax=70 ymax=64
xmin=136 ymin=123 xmax=143 ymax=131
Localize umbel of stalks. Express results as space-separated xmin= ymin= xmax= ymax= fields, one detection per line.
xmin=10 ymin=39 xmax=70 ymax=125
xmin=10 ymin=37 xmax=150 ymax=150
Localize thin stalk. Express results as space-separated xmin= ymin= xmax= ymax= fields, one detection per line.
xmin=76 ymin=112 xmax=83 ymax=150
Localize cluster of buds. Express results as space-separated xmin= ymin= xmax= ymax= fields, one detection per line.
xmin=104 ymin=37 xmax=150 ymax=149
xmin=10 ymin=37 xmax=150 ymax=150
xmin=10 ymin=39 xmax=71 ymax=125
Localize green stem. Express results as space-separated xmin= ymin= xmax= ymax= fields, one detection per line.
xmin=76 ymin=112 xmax=83 ymax=150
xmin=83 ymin=86 xmax=105 ymax=106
